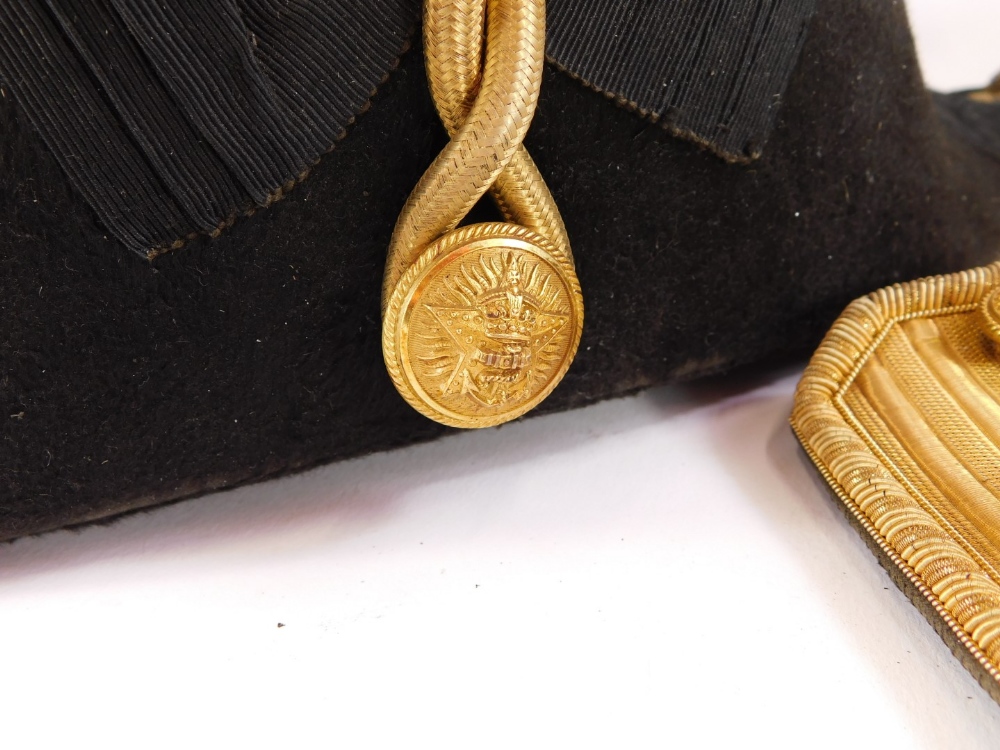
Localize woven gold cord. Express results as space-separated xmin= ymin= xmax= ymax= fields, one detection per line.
xmin=419 ymin=0 xmax=572 ymax=270
xmin=381 ymin=0 xmax=583 ymax=428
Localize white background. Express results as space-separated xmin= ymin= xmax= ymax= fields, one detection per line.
xmin=2 ymin=2 xmax=1000 ymax=748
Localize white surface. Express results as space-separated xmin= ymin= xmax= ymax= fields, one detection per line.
xmin=2 ymin=2 xmax=1000 ymax=749
xmin=908 ymin=0 xmax=1000 ymax=91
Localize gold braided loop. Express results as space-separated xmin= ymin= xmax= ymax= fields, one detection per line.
xmin=422 ymin=0 xmax=572 ymax=269
xmin=384 ymin=0 xmax=556 ymax=301
xmin=381 ymin=0 xmax=583 ymax=428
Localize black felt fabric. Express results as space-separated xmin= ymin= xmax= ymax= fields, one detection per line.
xmin=935 ymin=90 xmax=1000 ymax=162
xmin=1 ymin=0 xmax=999 ymax=540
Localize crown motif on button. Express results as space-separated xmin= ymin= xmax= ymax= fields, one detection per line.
xmin=478 ymin=252 xmax=538 ymax=348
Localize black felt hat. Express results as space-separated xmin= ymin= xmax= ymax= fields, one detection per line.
xmin=1 ymin=0 xmax=998 ymax=541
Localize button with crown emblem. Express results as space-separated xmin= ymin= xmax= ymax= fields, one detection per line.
xmin=381 ymin=0 xmax=582 ymax=427
xmin=382 ymin=222 xmax=584 ymax=428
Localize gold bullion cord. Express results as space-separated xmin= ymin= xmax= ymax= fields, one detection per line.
xmin=381 ymin=0 xmax=583 ymax=428
xmin=383 ymin=0 xmax=571 ymax=304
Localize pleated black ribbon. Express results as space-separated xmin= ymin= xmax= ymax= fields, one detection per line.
xmin=0 ymin=0 xmax=815 ymax=257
